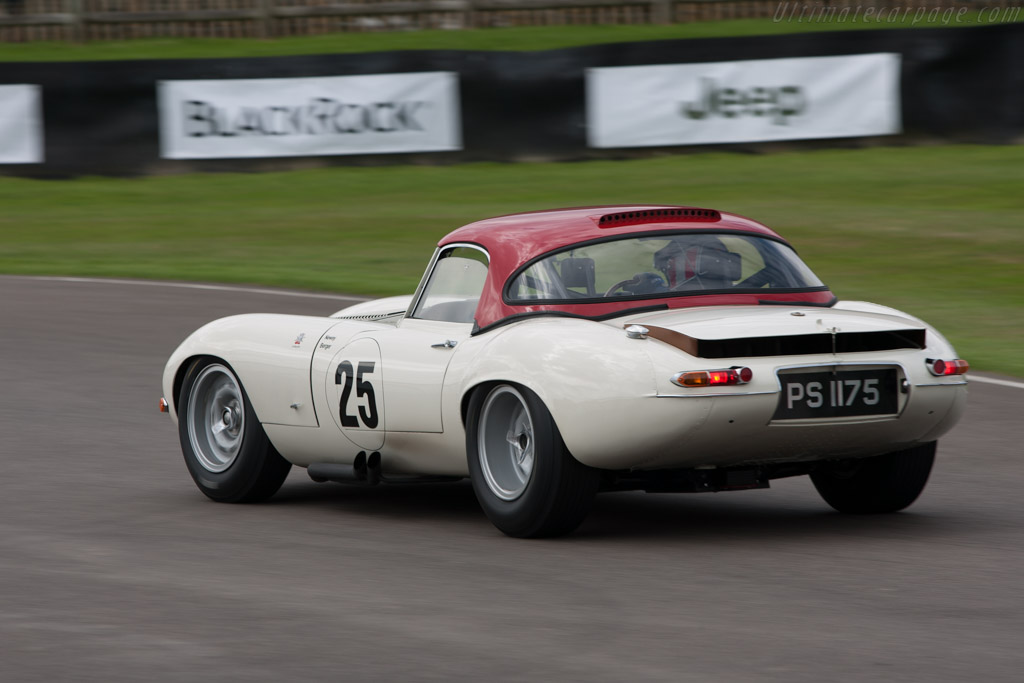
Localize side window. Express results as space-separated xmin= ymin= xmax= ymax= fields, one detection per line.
xmin=412 ymin=246 xmax=489 ymax=323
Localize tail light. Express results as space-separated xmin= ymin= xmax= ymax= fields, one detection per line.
xmin=672 ymin=366 xmax=752 ymax=388
xmin=927 ymin=358 xmax=969 ymax=376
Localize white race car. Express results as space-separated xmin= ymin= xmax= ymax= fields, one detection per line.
xmin=162 ymin=206 xmax=968 ymax=537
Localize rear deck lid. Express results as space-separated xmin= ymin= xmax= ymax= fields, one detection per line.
xmin=616 ymin=306 xmax=926 ymax=359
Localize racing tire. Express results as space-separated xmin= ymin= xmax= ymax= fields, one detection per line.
xmin=466 ymin=384 xmax=601 ymax=538
xmin=810 ymin=442 xmax=936 ymax=514
xmin=177 ymin=358 xmax=291 ymax=503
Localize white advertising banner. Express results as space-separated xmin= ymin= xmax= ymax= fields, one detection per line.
xmin=158 ymin=72 xmax=461 ymax=159
xmin=0 ymin=85 xmax=43 ymax=164
xmin=587 ymin=53 xmax=901 ymax=148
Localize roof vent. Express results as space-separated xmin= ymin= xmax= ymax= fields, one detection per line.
xmin=597 ymin=208 xmax=721 ymax=228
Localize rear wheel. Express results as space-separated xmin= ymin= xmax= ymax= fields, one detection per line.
xmin=467 ymin=384 xmax=600 ymax=538
xmin=810 ymin=442 xmax=936 ymax=514
xmin=178 ymin=359 xmax=291 ymax=503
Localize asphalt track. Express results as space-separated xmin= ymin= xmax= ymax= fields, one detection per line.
xmin=2 ymin=275 xmax=1022 ymax=683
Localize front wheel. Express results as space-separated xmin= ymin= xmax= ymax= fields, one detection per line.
xmin=178 ymin=359 xmax=291 ymax=503
xmin=810 ymin=442 xmax=936 ymax=514
xmin=466 ymin=384 xmax=600 ymax=538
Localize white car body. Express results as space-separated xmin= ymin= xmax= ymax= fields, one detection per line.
xmin=163 ymin=293 xmax=966 ymax=475
xmin=163 ymin=205 xmax=968 ymax=535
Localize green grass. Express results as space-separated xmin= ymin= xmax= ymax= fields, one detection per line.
xmin=1 ymin=145 xmax=1021 ymax=375
xmin=0 ymin=12 xmax=1020 ymax=61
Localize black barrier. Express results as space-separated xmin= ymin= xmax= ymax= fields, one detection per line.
xmin=1 ymin=22 xmax=1022 ymax=176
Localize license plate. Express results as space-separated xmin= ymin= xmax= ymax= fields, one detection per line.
xmin=774 ymin=368 xmax=898 ymax=420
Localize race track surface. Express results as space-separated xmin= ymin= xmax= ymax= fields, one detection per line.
xmin=2 ymin=275 xmax=1022 ymax=682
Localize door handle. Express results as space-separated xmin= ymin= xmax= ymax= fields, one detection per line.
xmin=431 ymin=340 xmax=458 ymax=349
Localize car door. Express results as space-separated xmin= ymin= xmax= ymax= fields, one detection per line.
xmin=373 ymin=318 xmax=473 ymax=433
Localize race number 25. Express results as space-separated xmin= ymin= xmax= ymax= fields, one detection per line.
xmin=335 ymin=361 xmax=379 ymax=429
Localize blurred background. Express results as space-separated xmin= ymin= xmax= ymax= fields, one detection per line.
xmin=2 ymin=6 xmax=1023 ymax=682
xmin=1 ymin=2 xmax=1021 ymax=374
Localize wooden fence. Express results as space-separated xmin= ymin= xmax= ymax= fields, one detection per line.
xmin=0 ymin=0 xmax=1020 ymax=42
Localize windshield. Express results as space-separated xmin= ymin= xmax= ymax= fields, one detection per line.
xmin=506 ymin=232 xmax=824 ymax=302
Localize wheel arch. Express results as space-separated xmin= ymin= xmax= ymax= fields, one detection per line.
xmin=172 ymin=355 xmax=279 ymax=429
xmin=461 ymin=380 xmax=498 ymax=430
xmin=453 ymin=318 xmax=658 ymax=468
xmin=460 ymin=379 xmax=546 ymax=430
xmin=162 ymin=313 xmax=339 ymax=428
xmin=172 ymin=354 xmax=223 ymax=417
xmin=170 ymin=352 xmax=301 ymax=430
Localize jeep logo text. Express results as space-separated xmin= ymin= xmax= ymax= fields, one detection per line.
xmin=681 ymin=78 xmax=807 ymax=125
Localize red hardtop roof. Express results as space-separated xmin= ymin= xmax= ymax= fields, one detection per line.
xmin=434 ymin=206 xmax=831 ymax=332
xmin=439 ymin=205 xmax=784 ymax=263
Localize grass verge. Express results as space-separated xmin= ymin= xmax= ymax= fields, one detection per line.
xmin=0 ymin=145 xmax=1021 ymax=375
xmin=0 ymin=13 xmax=1020 ymax=61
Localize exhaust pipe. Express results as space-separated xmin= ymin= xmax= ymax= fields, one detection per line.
xmin=308 ymin=452 xmax=371 ymax=484
xmin=308 ymin=451 xmax=461 ymax=486
xmin=366 ymin=452 xmax=382 ymax=486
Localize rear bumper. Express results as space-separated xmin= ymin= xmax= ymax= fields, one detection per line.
xmin=565 ymin=372 xmax=967 ymax=471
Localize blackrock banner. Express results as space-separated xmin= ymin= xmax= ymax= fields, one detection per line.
xmin=587 ymin=53 xmax=901 ymax=148
xmin=0 ymin=85 xmax=43 ymax=164
xmin=158 ymin=72 xmax=461 ymax=159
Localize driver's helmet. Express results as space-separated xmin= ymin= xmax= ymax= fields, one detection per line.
xmin=653 ymin=235 xmax=737 ymax=288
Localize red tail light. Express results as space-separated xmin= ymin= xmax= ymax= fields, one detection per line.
xmin=927 ymin=358 xmax=969 ymax=376
xmin=673 ymin=367 xmax=752 ymax=388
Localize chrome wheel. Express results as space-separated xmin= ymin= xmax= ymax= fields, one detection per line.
xmin=477 ymin=386 xmax=536 ymax=501
xmin=186 ymin=364 xmax=245 ymax=473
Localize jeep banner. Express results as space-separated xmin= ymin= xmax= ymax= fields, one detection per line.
xmin=0 ymin=85 xmax=43 ymax=164
xmin=158 ymin=72 xmax=461 ymax=159
xmin=586 ymin=53 xmax=901 ymax=148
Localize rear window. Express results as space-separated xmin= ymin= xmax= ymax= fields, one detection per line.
xmin=506 ymin=232 xmax=824 ymax=302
